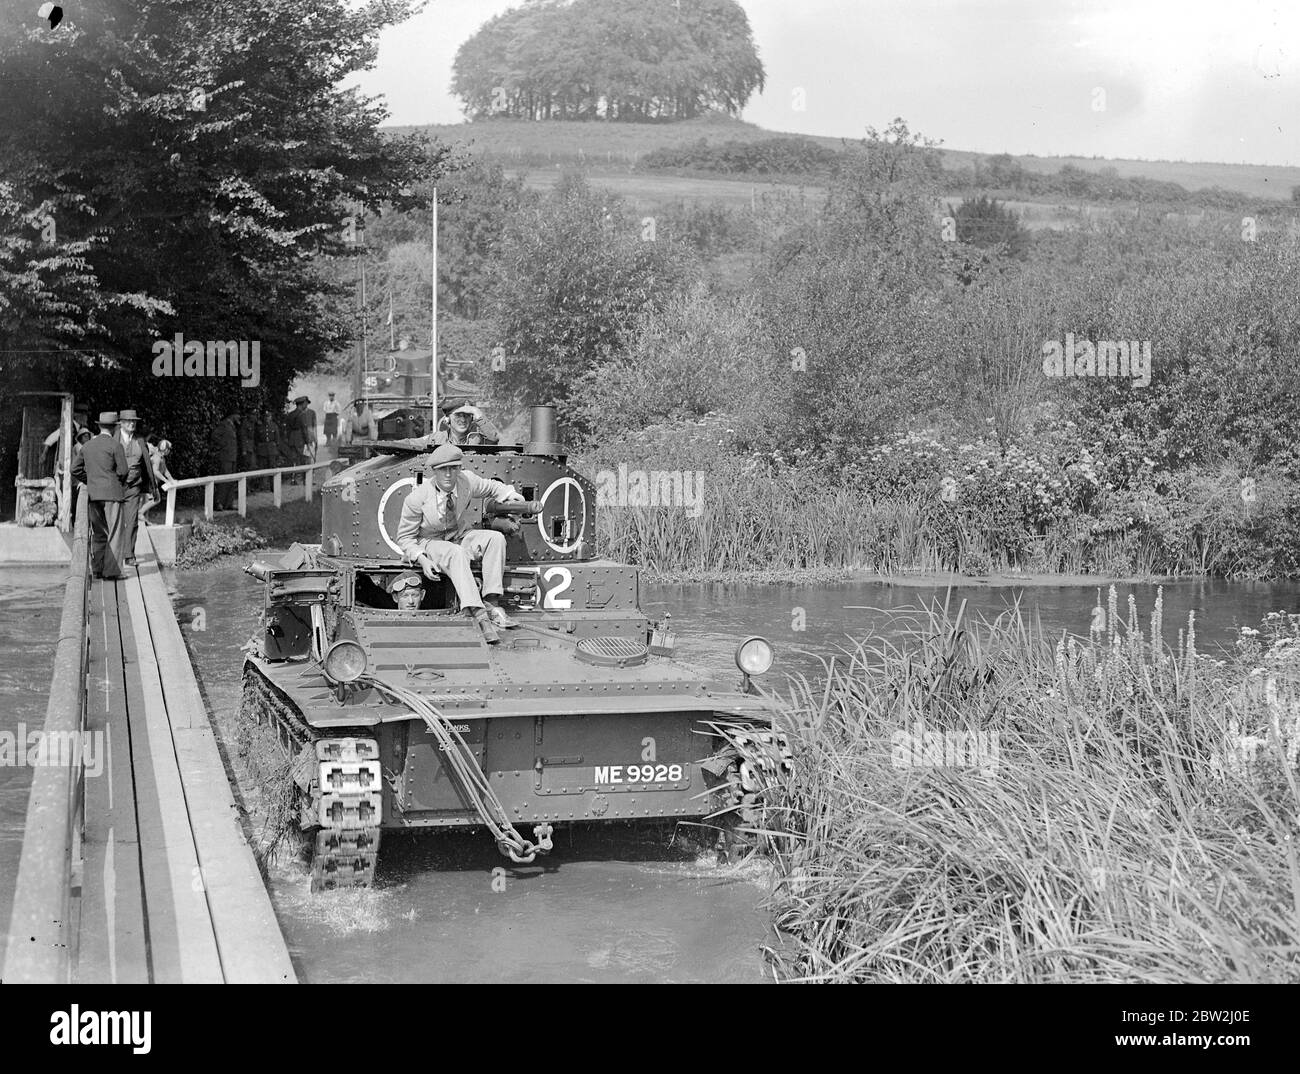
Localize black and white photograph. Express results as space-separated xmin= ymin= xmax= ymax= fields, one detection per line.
xmin=0 ymin=0 xmax=1296 ymax=1030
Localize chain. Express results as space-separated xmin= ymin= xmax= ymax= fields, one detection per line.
xmin=360 ymin=676 xmax=555 ymax=865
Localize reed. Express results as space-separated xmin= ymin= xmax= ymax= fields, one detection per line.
xmin=756 ymin=590 xmax=1300 ymax=982
xmin=595 ymin=466 xmax=947 ymax=576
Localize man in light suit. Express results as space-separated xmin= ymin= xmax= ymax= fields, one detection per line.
xmin=116 ymin=408 xmax=156 ymax=566
xmin=71 ymin=411 xmax=128 ymax=580
xmin=394 ymin=444 xmax=526 ymax=643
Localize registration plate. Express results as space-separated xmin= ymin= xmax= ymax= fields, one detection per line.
xmin=593 ymin=763 xmax=684 ymax=785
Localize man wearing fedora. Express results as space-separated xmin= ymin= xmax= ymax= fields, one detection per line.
xmin=116 ymin=408 xmax=156 ymax=565
xmin=394 ymin=444 xmax=526 ymax=643
xmin=71 ymin=411 xmax=129 ymax=579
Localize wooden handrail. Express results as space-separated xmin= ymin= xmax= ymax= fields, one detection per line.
xmin=157 ymin=460 xmax=335 ymax=526
xmin=4 ymin=484 xmax=91 ymax=982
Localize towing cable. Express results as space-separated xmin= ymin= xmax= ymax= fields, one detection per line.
xmin=357 ymin=675 xmax=554 ymax=864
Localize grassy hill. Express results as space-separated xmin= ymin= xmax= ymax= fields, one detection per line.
xmin=397 ymin=114 xmax=1300 ymax=203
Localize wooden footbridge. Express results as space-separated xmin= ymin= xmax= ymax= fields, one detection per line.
xmin=3 ymin=487 xmax=296 ymax=983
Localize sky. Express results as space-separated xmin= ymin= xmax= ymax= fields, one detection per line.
xmin=349 ymin=0 xmax=1300 ymax=166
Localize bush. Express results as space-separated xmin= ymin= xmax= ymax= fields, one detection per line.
xmin=489 ymin=173 xmax=694 ymax=416
xmin=175 ymin=518 xmax=267 ymax=569
xmin=639 ymin=136 xmax=841 ymax=176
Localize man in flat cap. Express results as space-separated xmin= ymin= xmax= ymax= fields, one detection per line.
xmin=71 ymin=411 xmax=128 ymax=580
xmin=395 ymin=444 xmax=526 ymax=643
xmin=116 ymin=408 xmax=156 ymax=565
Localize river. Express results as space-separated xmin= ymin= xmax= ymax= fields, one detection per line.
xmin=4 ymin=561 xmax=1299 ymax=981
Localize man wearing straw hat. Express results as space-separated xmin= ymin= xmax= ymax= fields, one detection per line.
xmin=394 ymin=444 xmax=526 ymax=644
xmin=71 ymin=411 xmax=129 ymax=580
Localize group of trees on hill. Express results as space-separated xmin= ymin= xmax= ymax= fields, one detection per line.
xmin=452 ymin=0 xmax=764 ymax=122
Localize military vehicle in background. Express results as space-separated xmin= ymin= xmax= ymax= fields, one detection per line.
xmin=337 ymin=344 xmax=484 ymax=464
xmin=239 ymin=405 xmax=792 ymax=891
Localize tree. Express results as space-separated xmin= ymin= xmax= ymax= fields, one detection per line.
xmin=954 ymin=195 xmax=1030 ymax=259
xmin=0 ymin=0 xmax=444 ymax=477
xmin=451 ymin=0 xmax=764 ymax=122
xmin=489 ymin=173 xmax=693 ymax=414
xmin=746 ymin=121 xmax=953 ymax=461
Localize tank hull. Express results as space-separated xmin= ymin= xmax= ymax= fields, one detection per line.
xmin=244 ymin=655 xmax=778 ymax=831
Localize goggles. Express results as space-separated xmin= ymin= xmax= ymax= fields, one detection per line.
xmin=389 ymin=574 xmax=424 ymax=593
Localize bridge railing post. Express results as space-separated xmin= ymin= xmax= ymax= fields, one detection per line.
xmin=204 ymin=482 xmax=214 ymax=520
xmin=238 ymin=477 xmax=247 ymax=517
xmin=165 ymin=486 xmax=177 ymax=527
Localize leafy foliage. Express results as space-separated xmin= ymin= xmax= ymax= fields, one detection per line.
xmin=488 ymin=173 xmax=693 ymax=413
xmin=452 ymin=0 xmax=764 ymax=121
xmin=0 ymin=0 xmax=444 ymax=480
xmin=953 ymin=194 xmax=1030 ymax=258
xmin=640 ymin=135 xmax=841 ymax=176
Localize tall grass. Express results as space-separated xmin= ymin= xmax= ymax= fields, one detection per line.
xmin=596 ymin=469 xmax=947 ymax=577
xmin=755 ymin=591 xmax=1300 ymax=982
xmin=592 ymin=463 xmax=1167 ymax=579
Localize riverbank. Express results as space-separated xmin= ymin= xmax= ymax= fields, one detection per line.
xmin=168 ymin=499 xmax=319 ymax=570
xmin=641 ymin=565 xmax=1182 ymax=587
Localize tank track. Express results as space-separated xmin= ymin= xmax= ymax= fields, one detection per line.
xmin=240 ymin=663 xmax=383 ymax=892
xmin=701 ymin=722 xmax=795 ymax=860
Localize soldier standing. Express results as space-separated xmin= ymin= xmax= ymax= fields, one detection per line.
xmin=287 ymin=396 xmax=311 ymax=482
xmin=323 ymin=391 xmax=341 ymax=446
xmin=304 ymin=399 xmax=319 ymax=460
xmin=214 ymin=410 xmax=240 ymax=510
xmin=237 ymin=409 xmax=256 ymax=473
xmin=255 ymin=408 xmax=279 ymax=488
xmin=394 ymin=444 xmax=526 ymax=644
xmin=71 ymin=411 xmax=128 ymax=580
xmin=116 ymin=408 xmax=156 ymax=566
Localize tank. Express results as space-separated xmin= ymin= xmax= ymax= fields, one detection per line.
xmin=240 ymin=405 xmax=792 ymax=891
xmin=335 ymin=394 xmax=434 ymax=466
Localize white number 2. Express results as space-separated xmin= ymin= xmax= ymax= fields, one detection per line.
xmin=541 ymin=566 xmax=572 ymax=609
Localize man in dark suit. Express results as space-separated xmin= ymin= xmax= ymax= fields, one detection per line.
xmin=116 ymin=408 xmax=157 ymax=566
xmin=71 ymin=411 xmax=128 ymax=580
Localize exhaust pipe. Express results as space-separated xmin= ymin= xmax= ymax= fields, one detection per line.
xmin=523 ymin=404 xmax=564 ymax=457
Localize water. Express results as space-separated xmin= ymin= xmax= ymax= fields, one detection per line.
xmin=170 ymin=563 xmax=1300 ymax=983
xmin=645 ymin=576 xmax=1300 ymax=684
xmin=0 ymin=566 xmax=75 ymax=967
xmin=173 ymin=565 xmax=778 ymax=984
xmin=7 ymin=560 xmax=1298 ymax=981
